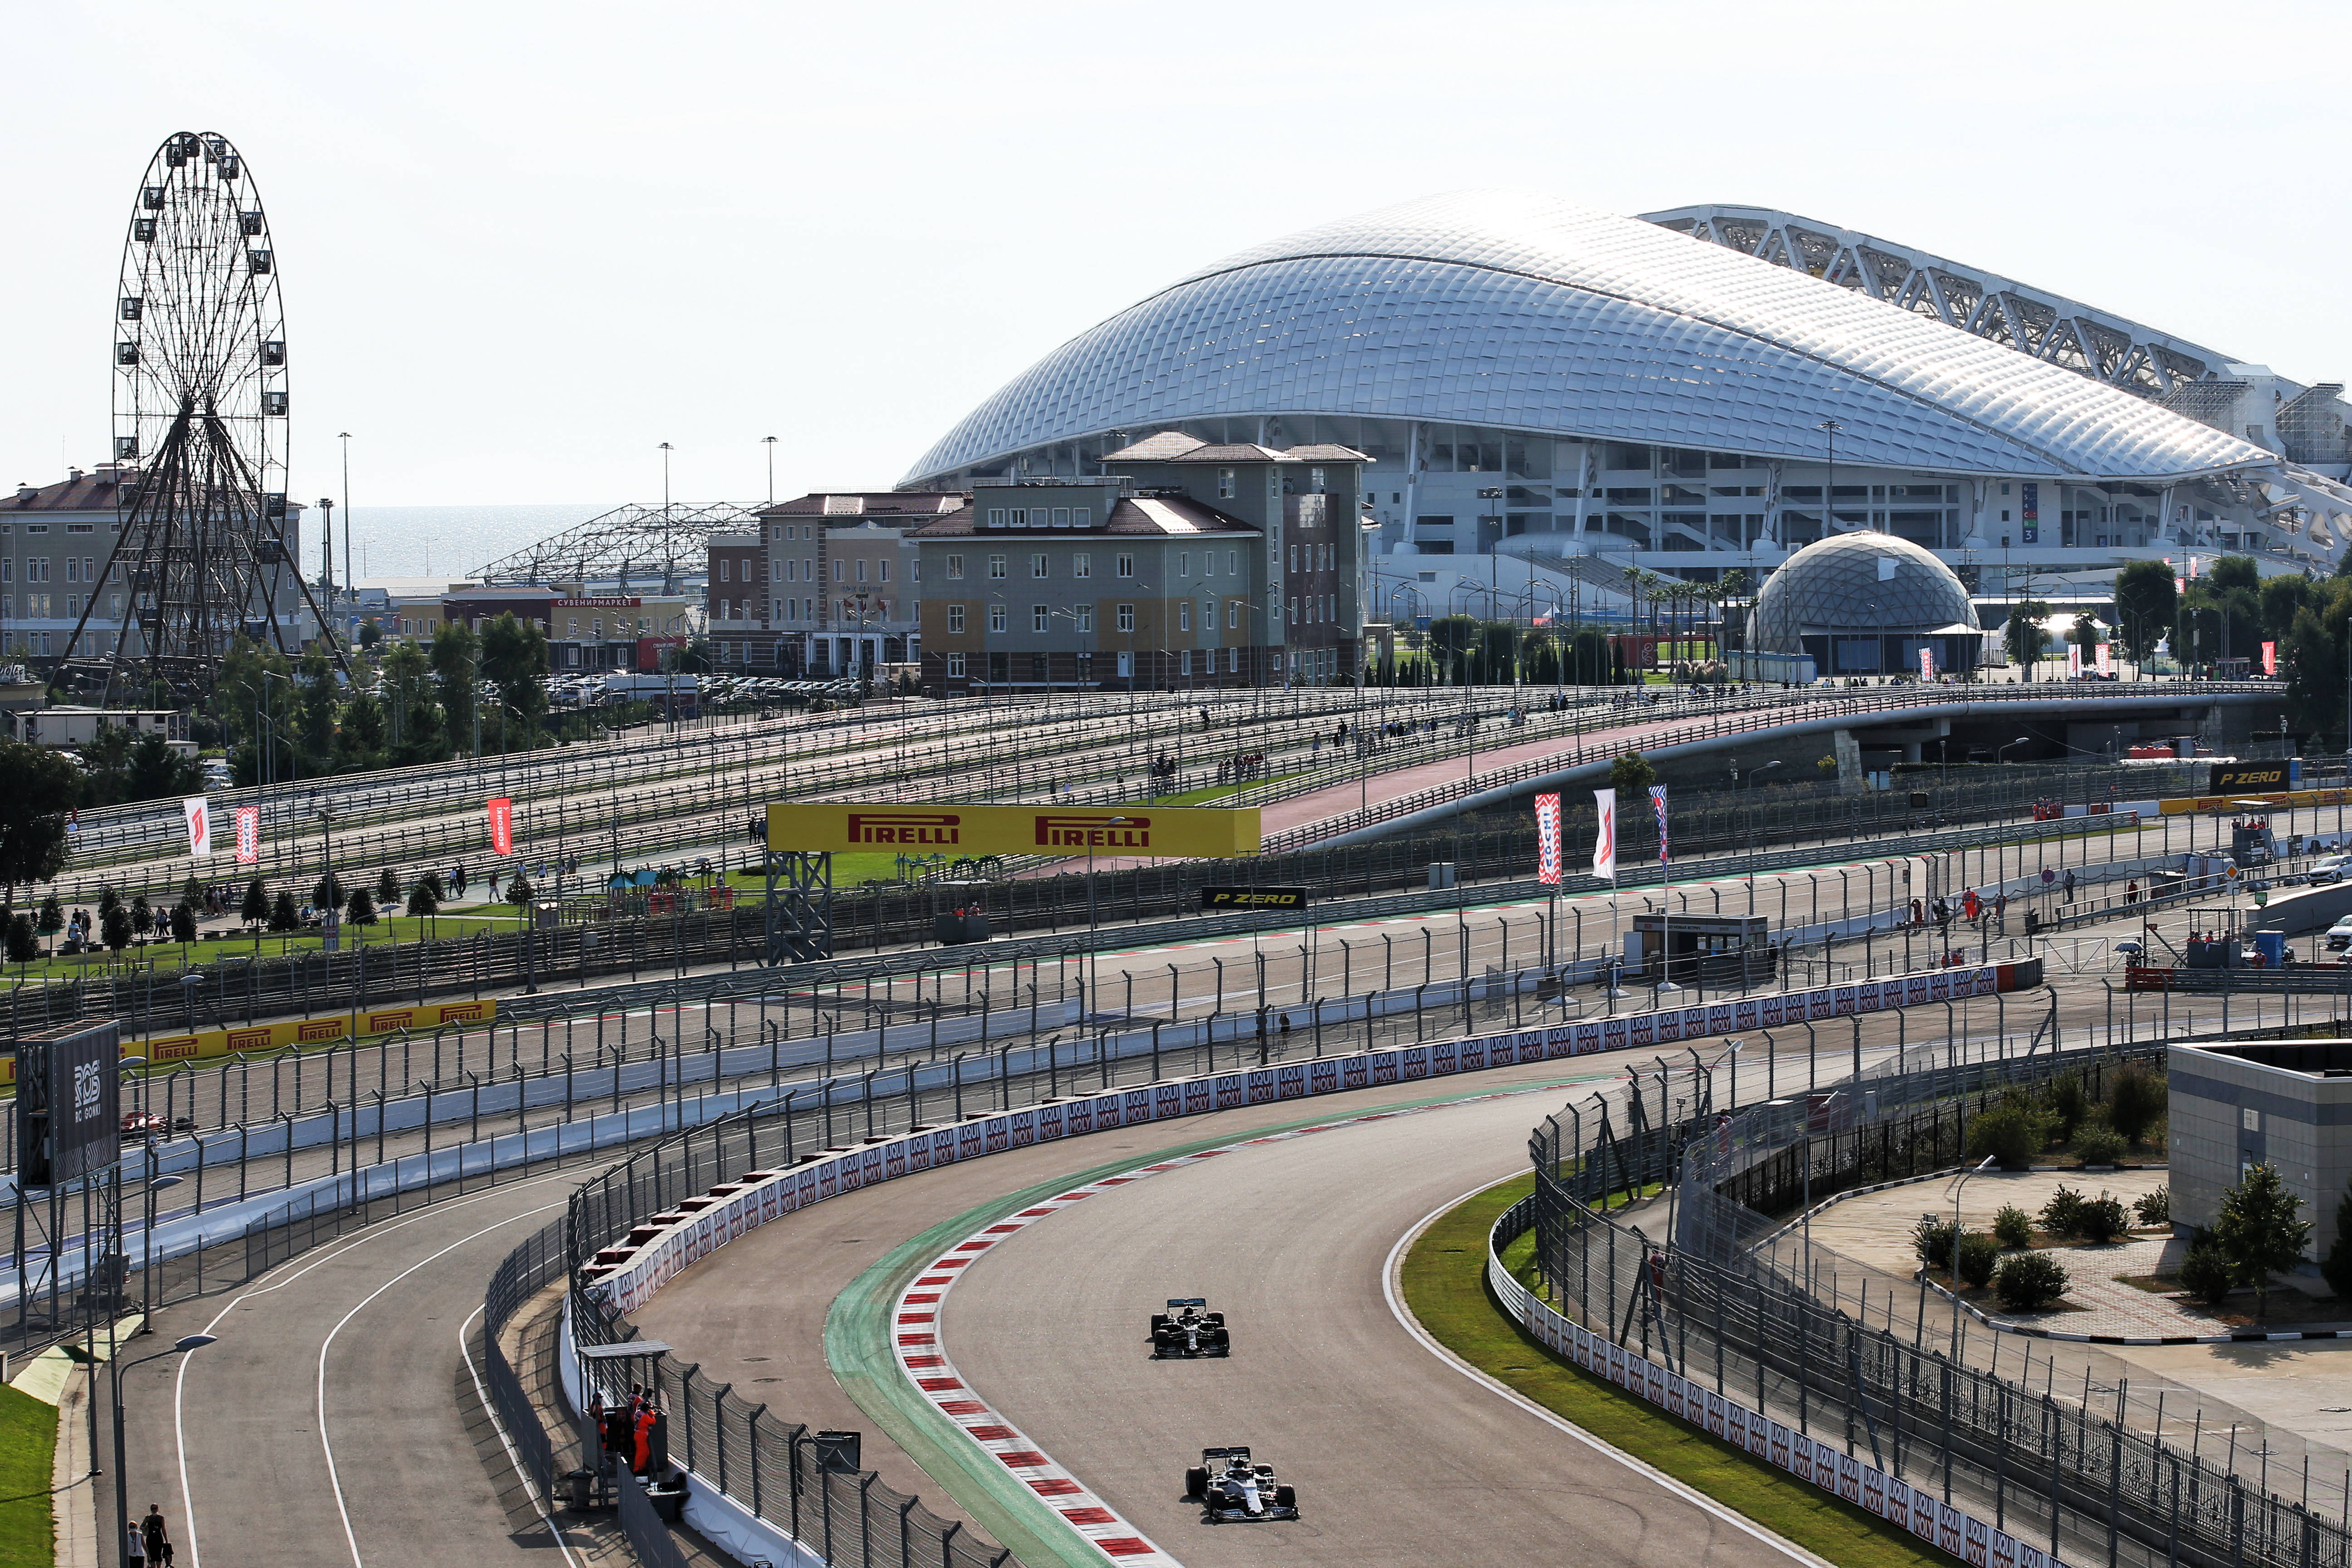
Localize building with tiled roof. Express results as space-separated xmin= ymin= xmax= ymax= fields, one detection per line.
xmin=708 ymin=492 xmax=964 ymax=675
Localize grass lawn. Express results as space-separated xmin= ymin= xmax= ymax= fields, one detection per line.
xmin=1401 ymin=1175 xmax=1944 ymax=1568
xmin=0 ymin=1382 xmax=57 ymax=1568
xmin=0 ymin=908 xmax=528 ymax=985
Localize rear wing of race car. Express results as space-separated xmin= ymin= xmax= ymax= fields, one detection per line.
xmin=1200 ymin=1445 xmax=1252 ymax=1464
xmin=1166 ymin=1298 xmax=1206 ymax=1310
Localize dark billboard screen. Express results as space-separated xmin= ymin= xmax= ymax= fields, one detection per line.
xmin=13 ymin=1019 xmax=120 ymax=1186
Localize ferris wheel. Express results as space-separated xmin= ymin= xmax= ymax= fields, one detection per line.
xmin=64 ymin=130 xmax=340 ymax=695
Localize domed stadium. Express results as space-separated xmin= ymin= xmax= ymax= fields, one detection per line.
xmin=903 ymin=190 xmax=2352 ymax=587
xmin=1749 ymin=533 xmax=1981 ymax=676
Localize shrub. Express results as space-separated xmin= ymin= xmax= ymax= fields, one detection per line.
xmin=2075 ymin=1127 xmax=2128 ymax=1168
xmin=4 ymin=912 xmax=36 ymax=964
xmin=2134 ymin=1187 xmax=2171 ymax=1228
xmin=1993 ymin=1204 xmax=2034 ymax=1250
xmin=2048 ymin=1071 xmax=2087 ymax=1141
xmin=1994 ymin=1252 xmax=2070 ymax=1311
xmin=2077 ymin=1192 xmax=2131 ymax=1244
xmin=1912 ymin=1215 xmax=1958 ymax=1269
xmin=2040 ymin=1184 xmax=2087 ymax=1237
xmin=1958 ymin=1232 xmax=1999 ymax=1289
xmin=2179 ymin=1232 xmax=2234 ymax=1307
xmin=2214 ymin=1163 xmax=2313 ymax=1320
xmin=1969 ymin=1106 xmax=2047 ymax=1170
xmin=2108 ymin=1064 xmax=2169 ymax=1146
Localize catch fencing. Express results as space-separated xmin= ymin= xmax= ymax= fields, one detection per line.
xmin=1527 ymin=1040 xmax=2350 ymax=1568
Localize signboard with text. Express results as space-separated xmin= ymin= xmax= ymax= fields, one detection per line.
xmin=2210 ymin=763 xmax=2290 ymax=793
xmin=1199 ymin=886 xmax=1305 ymax=911
xmin=13 ymin=1019 xmax=121 ymax=1186
xmin=766 ymin=802 xmax=1260 ymax=860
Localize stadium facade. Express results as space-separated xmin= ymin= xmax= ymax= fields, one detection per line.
xmin=904 ymin=192 xmax=2352 ymax=621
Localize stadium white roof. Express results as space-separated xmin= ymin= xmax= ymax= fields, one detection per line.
xmin=906 ymin=190 xmax=2272 ymax=488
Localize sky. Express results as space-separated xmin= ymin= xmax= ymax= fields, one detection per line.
xmin=4 ymin=0 xmax=2347 ymax=518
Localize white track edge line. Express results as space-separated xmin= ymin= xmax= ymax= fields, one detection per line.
xmin=459 ymin=1302 xmax=583 ymax=1568
xmin=1382 ymin=1180 xmax=1836 ymax=1568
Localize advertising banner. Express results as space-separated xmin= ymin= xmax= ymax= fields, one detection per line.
xmin=233 ymin=805 xmax=260 ymax=865
xmin=2263 ymin=640 xmax=2277 ymax=676
xmin=182 ymin=795 xmax=211 ymax=858
xmin=1591 ymin=789 xmax=1616 ymax=883
xmin=487 ymin=796 xmax=515 ymax=856
xmin=2096 ymin=643 xmax=2113 ymax=677
xmin=1649 ymin=784 xmax=1669 ymax=866
xmin=2067 ymin=644 xmax=2081 ymax=678
xmin=2209 ymin=762 xmax=2290 ymax=794
xmin=1198 ymin=886 xmax=1304 ymax=911
xmin=765 ymin=802 xmax=1260 ymax=859
xmin=1918 ymin=647 xmax=1933 ymax=680
xmin=1535 ymin=793 xmax=1562 ymax=886
xmin=13 ymin=1019 xmax=120 ymax=1185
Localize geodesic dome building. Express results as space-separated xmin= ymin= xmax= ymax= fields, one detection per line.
xmin=1749 ymin=532 xmax=1980 ymax=676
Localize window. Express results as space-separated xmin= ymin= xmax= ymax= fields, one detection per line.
xmin=856 ymin=559 xmax=867 ymax=583
xmin=833 ymin=560 xmax=843 ymax=583
xmin=1179 ymin=603 xmax=1191 ymax=632
xmin=28 ymin=559 xmax=48 ymax=583
xmin=568 ymin=617 xmax=578 ymax=635
xmin=946 ymin=604 xmax=965 ymax=633
xmin=63 ymin=559 xmax=75 ymax=583
xmin=787 ymin=559 xmax=799 ymax=582
xmin=1181 ymin=649 xmax=1193 ymax=675
xmin=946 ymin=554 xmax=964 ymax=579
xmin=1203 ymin=601 xmax=1216 ymax=631
xmin=1073 ymin=553 xmax=1091 ymax=578
xmin=1228 ymin=647 xmax=1240 ymax=672
xmin=719 ymin=560 xmax=731 ymax=583
xmin=1310 ymin=466 xmax=1326 ymax=493
xmin=1218 ymin=467 xmax=1235 ymax=499
xmin=1117 ymin=603 xmax=1135 ymax=632
xmin=1179 ymin=552 xmax=1190 ymax=577
xmin=1074 ymin=605 xmax=1093 ymax=632
xmin=1033 ymin=604 xmax=1049 ymax=632
xmin=1228 ymin=550 xmax=1238 ymax=575
xmin=1073 ymin=508 xmax=1091 ymax=527
xmin=1116 ymin=554 xmax=1134 ymax=579
xmin=1289 ymin=544 xmax=1297 ymax=570
xmin=946 ymin=652 xmax=966 ymax=678
xmin=803 ymin=557 xmax=813 ymax=579
xmin=1031 ymin=553 xmax=1048 ymax=578
xmin=1052 ymin=508 xmax=1070 ymax=527
xmin=989 ymin=554 xmax=1007 ymax=579
xmin=1205 ymin=552 xmax=1216 ymax=576
xmin=879 ymin=560 xmax=890 ymax=582
xmin=989 ymin=603 xmax=1007 ymax=633
xmin=986 ymin=509 xmax=1005 ymax=527
xmin=1288 ymin=597 xmax=1297 ymax=624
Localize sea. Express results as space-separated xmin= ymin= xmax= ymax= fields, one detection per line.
xmin=327 ymin=503 xmax=618 ymax=584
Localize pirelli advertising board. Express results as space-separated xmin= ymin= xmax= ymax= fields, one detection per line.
xmin=2210 ymin=762 xmax=2291 ymax=793
xmin=764 ymin=803 xmax=1260 ymax=859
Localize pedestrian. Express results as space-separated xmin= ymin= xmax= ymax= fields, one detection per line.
xmin=2126 ymin=879 xmax=2140 ymax=904
xmin=127 ymin=1520 xmax=146 ymax=1567
xmin=144 ymin=1502 xmax=172 ymax=1567
xmin=2063 ymin=867 xmax=2077 ymax=902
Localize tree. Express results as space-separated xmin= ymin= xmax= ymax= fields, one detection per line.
xmin=2260 ymin=574 xmax=2312 ymax=640
xmin=2069 ymin=613 xmax=2101 ymax=651
xmin=1426 ymin=615 xmax=1479 ymax=683
xmin=2112 ymin=560 xmax=2178 ymax=662
xmin=2322 ymin=1182 xmax=2352 ymax=1300
xmin=335 ymin=690 xmax=387 ymax=772
xmin=2004 ymin=599 xmax=2051 ymax=670
xmin=241 ymin=877 xmax=269 ymax=927
xmin=357 ymin=619 xmax=383 ymax=648
xmin=375 ymin=867 xmax=402 ymax=907
xmin=2209 ymin=554 xmax=2260 ymax=594
xmin=130 ymin=893 xmax=152 ymax=944
xmin=430 ymin=621 xmax=482 ymax=753
xmin=505 ymin=874 xmax=536 ymax=906
xmin=0 ymin=739 xmax=83 ymax=902
xmin=269 ymin=890 xmax=301 ymax=932
xmin=1608 ymin=752 xmax=1656 ymax=794
xmin=674 ymin=638 xmax=714 ymax=675
xmin=34 ymin=893 xmax=62 ymax=951
xmin=2213 ymin=1163 xmax=2313 ymax=1320
xmin=5 ymin=912 xmax=36 ymax=966
xmin=345 ymin=886 xmax=377 ymax=927
xmin=101 ymin=904 xmax=132 ymax=954
xmin=2108 ymin=1063 xmax=2167 ymax=1145
xmin=313 ymin=870 xmax=346 ymax=911
xmin=479 ymin=612 xmax=550 ymax=751
xmin=170 ymin=902 xmax=197 ymax=946
xmin=406 ymin=873 xmax=442 ymax=918
xmin=296 ymin=650 xmax=340 ymax=773
xmin=128 ymin=732 xmax=204 ymax=801
xmin=214 ymin=636 xmax=297 ymax=785
xmin=381 ymin=640 xmax=448 ymax=765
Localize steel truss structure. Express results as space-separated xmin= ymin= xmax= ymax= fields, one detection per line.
xmin=474 ymin=501 xmax=759 ymax=592
xmin=64 ymin=131 xmax=343 ymax=698
xmin=1650 ymin=203 xmax=2352 ymax=565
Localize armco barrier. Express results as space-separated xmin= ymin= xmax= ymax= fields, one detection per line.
xmin=577 ymin=960 xmax=2020 ymax=1308
xmin=1485 ymin=1194 xmax=2067 ymax=1568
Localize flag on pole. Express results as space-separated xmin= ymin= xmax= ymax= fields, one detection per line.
xmin=1918 ymin=647 xmax=1934 ymax=681
xmin=233 ymin=805 xmax=260 ymax=865
xmin=2096 ymin=643 xmax=2113 ymax=677
xmin=487 ymin=796 xmax=515 ymax=857
xmin=182 ymin=796 xmax=211 ymax=858
xmin=2067 ymin=644 xmax=2082 ymax=678
xmin=1648 ymin=784 xmax=1669 ymax=866
xmin=2262 ymin=641 xmax=2277 ymax=676
xmin=1535 ymin=793 xmax=1562 ymax=885
xmin=1591 ymin=788 xmax=1616 ymax=883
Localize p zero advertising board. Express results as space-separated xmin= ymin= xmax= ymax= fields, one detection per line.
xmin=2210 ymin=763 xmax=2290 ymax=794
xmin=14 ymin=1018 xmax=121 ymax=1186
xmin=765 ymin=803 xmax=1260 ymax=860
xmin=1199 ymin=886 xmax=1306 ymax=911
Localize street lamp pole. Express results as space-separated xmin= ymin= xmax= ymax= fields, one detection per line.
xmin=338 ymin=432 xmax=353 ymax=638
xmin=113 ymin=1333 xmax=216 ymax=1566
xmin=1950 ymin=1155 xmax=1997 ymax=1357
xmin=763 ymin=436 xmax=778 ymax=508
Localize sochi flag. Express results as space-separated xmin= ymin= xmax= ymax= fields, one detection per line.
xmin=182 ymin=796 xmax=212 ymax=857
xmin=1592 ymin=788 xmax=1617 ymax=883
xmin=1918 ymin=647 xmax=1934 ymax=681
xmin=2262 ymin=640 xmax=2277 ymax=676
xmin=1649 ymin=784 xmax=1670 ymax=867
xmin=487 ymin=796 xmax=515 ymax=857
xmin=233 ymin=805 xmax=260 ymax=865
xmin=2067 ymin=644 xmax=2082 ymax=678
xmin=2096 ymin=643 xmax=2114 ymax=677
xmin=1535 ymin=793 xmax=1563 ymax=885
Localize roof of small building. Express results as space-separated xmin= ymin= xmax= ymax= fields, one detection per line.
xmin=910 ymin=495 xmax=1260 ymax=538
xmin=757 ymin=492 xmax=966 ymax=519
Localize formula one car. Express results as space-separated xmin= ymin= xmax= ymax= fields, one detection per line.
xmin=1183 ymin=1446 xmax=1298 ymax=1522
xmin=1149 ymin=1298 xmax=1230 ymax=1359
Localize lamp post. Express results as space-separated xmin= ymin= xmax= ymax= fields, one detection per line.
xmin=338 ymin=432 xmax=353 ymax=640
xmin=1816 ymin=419 xmax=1843 ymax=539
xmin=1949 ymin=1155 xmax=1997 ymax=1356
xmin=1741 ymin=759 xmax=1783 ymax=903
xmin=316 ymin=497 xmax=334 ymax=633
xmin=1084 ymin=816 xmax=1130 ymax=1022
xmin=658 ymin=442 xmax=674 ymax=523
xmin=762 ymin=435 xmax=778 ymax=507
xmin=1998 ymin=735 xmax=2030 ymax=765
xmin=113 ymin=1333 xmax=216 ymax=1566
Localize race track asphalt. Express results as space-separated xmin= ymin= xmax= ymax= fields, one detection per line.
xmin=631 ymin=1054 xmax=1828 ymax=1568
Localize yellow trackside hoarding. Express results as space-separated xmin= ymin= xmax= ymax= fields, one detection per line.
xmin=0 ymin=998 xmax=499 ymax=1086
xmin=764 ymin=802 xmax=1260 ymax=860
